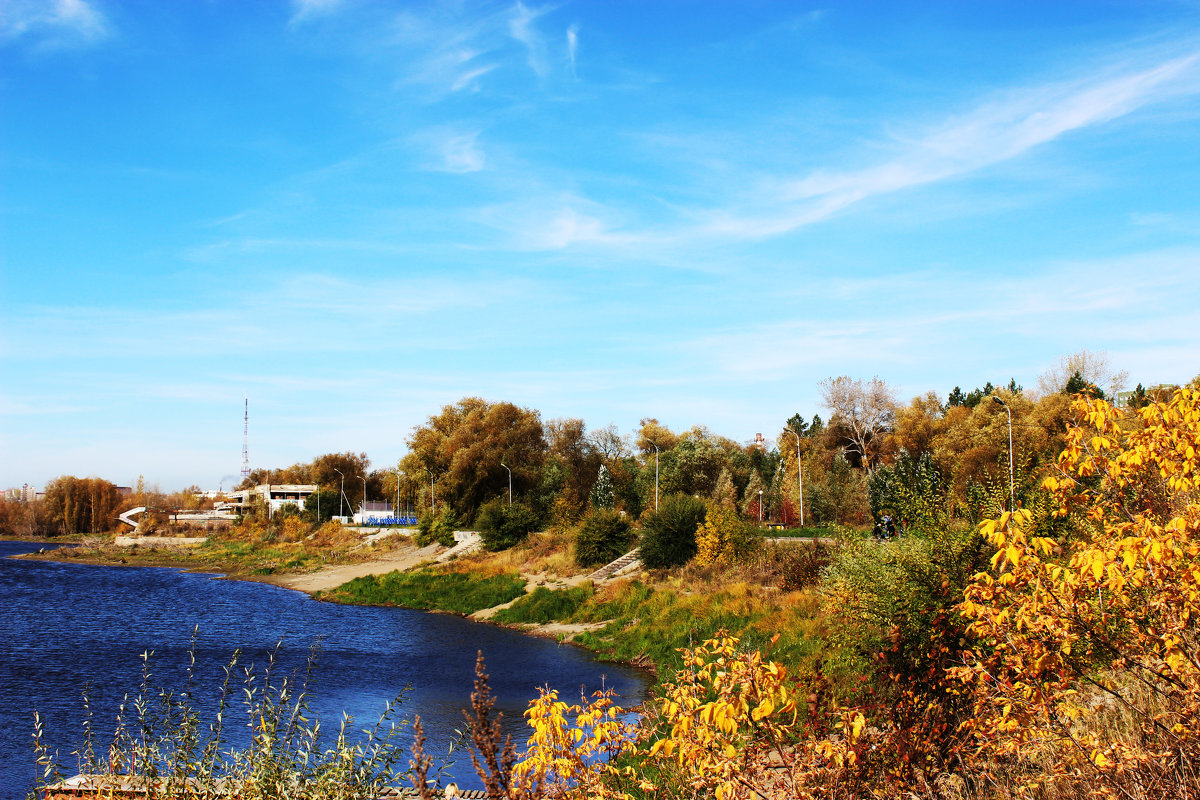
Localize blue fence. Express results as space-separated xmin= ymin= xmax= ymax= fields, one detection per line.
xmin=365 ymin=516 xmax=419 ymax=526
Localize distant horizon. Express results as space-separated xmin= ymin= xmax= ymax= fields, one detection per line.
xmin=4 ymin=1 xmax=1198 ymax=491
xmin=7 ymin=367 xmax=1187 ymax=495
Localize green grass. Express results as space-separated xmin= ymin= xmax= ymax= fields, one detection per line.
xmin=491 ymin=585 xmax=594 ymax=624
xmin=322 ymin=568 xmax=527 ymax=615
xmin=567 ymin=580 xmax=825 ymax=678
xmin=764 ymin=525 xmax=836 ymax=538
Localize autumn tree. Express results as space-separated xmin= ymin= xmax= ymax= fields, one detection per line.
xmin=1035 ymin=348 xmax=1128 ymax=398
xmin=818 ymin=375 xmax=897 ymax=473
xmin=545 ymin=417 xmax=602 ymax=514
xmin=636 ymin=418 xmax=680 ymax=455
xmin=42 ymin=475 xmax=124 ymax=535
xmin=400 ymin=397 xmax=546 ymax=519
xmin=588 ymin=423 xmax=630 ymax=462
xmin=957 ymin=387 xmax=1200 ymax=797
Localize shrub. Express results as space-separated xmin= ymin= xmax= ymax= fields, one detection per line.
xmin=574 ymin=508 xmax=633 ymax=568
xmin=695 ymin=504 xmax=761 ymax=566
xmin=768 ymin=539 xmax=834 ymax=591
xmin=956 ymin=389 xmax=1200 ymax=797
xmin=415 ymin=509 xmax=457 ymax=547
xmin=475 ymin=499 xmax=540 ymax=551
xmin=638 ymin=493 xmax=706 ymax=568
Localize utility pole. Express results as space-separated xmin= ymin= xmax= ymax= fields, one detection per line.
xmin=787 ymin=429 xmax=805 ymax=527
xmin=241 ymin=398 xmax=250 ymax=481
xmin=501 ymin=461 xmax=512 ymax=506
xmin=360 ymin=476 xmax=367 ymax=525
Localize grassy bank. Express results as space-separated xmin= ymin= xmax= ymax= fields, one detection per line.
xmin=321 ymin=567 xmax=527 ymax=615
xmin=17 ymin=522 xmax=410 ymax=579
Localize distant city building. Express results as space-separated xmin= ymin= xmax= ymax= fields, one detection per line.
xmin=4 ymin=484 xmax=39 ymax=502
xmin=116 ymin=486 xmax=134 ymax=497
xmin=222 ymin=484 xmax=318 ymax=515
xmin=753 ymin=433 xmax=767 ymax=451
xmin=1115 ymin=383 xmax=1179 ymax=407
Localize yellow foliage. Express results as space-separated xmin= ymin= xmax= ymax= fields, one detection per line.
xmin=955 ymin=387 xmax=1200 ymax=796
xmin=694 ymin=505 xmax=759 ymax=567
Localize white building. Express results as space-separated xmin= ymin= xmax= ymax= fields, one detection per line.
xmin=223 ymin=484 xmax=318 ymax=516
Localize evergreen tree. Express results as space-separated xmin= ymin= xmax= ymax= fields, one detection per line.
xmin=766 ymin=463 xmax=785 ymax=523
xmin=742 ymin=470 xmax=766 ymax=521
xmin=1064 ymin=370 xmax=1105 ymax=398
xmin=711 ymin=468 xmax=738 ymax=509
xmin=588 ymin=464 xmax=614 ymax=509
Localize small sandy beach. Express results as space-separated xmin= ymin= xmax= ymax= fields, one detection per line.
xmin=262 ymin=540 xmax=444 ymax=593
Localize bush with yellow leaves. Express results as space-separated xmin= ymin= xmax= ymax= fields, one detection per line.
xmin=955 ymin=388 xmax=1200 ymax=797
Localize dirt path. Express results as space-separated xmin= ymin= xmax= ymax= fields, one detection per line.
xmin=264 ymin=541 xmax=443 ymax=593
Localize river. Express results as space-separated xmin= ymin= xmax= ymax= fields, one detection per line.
xmin=0 ymin=541 xmax=648 ymax=798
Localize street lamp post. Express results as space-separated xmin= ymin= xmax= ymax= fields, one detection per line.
xmin=758 ymin=489 xmax=763 ymax=525
xmin=652 ymin=442 xmax=660 ymax=512
xmin=429 ymin=470 xmax=436 ymax=515
xmin=787 ymin=429 xmax=805 ymax=527
xmin=334 ymin=469 xmax=344 ymax=520
xmin=360 ymin=476 xmax=367 ymax=525
xmin=501 ymin=461 xmax=512 ymax=506
xmin=992 ymin=395 xmax=1015 ymax=512
xmin=395 ymin=469 xmax=401 ymax=523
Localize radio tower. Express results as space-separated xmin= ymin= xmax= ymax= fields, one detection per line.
xmin=241 ymin=398 xmax=250 ymax=481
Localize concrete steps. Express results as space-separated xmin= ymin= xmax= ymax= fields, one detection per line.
xmin=587 ymin=547 xmax=641 ymax=582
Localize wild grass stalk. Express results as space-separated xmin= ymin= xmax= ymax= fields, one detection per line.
xmin=31 ymin=639 xmax=420 ymax=800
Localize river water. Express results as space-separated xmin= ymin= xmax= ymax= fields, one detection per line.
xmin=0 ymin=541 xmax=648 ymax=798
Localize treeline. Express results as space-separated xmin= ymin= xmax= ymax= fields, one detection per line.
xmin=0 ymin=476 xmax=214 ymax=537
xmin=383 ymin=358 xmax=1173 ymax=535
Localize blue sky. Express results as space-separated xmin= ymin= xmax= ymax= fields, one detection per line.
xmin=2 ymin=0 xmax=1199 ymax=491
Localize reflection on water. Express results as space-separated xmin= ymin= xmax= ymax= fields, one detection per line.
xmin=0 ymin=541 xmax=647 ymax=798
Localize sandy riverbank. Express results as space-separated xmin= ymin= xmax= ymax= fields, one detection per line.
xmin=261 ymin=540 xmax=444 ymax=593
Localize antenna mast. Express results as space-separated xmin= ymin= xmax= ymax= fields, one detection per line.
xmin=241 ymin=398 xmax=250 ymax=480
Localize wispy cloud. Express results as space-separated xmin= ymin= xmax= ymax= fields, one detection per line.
xmin=478 ymin=194 xmax=637 ymax=249
xmin=567 ymin=23 xmax=579 ymax=77
xmin=508 ymin=1 xmax=550 ymax=76
xmin=289 ymin=0 xmax=347 ymax=26
xmin=676 ymin=247 xmax=1200 ymax=384
xmin=0 ymin=0 xmax=110 ymax=47
xmin=700 ymin=47 xmax=1200 ymax=238
xmin=388 ymin=2 xmax=560 ymax=96
xmin=423 ymin=129 xmax=486 ymax=173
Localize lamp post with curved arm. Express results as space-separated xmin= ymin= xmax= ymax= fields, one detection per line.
xmin=501 ymin=461 xmax=512 ymax=506
xmin=428 ymin=469 xmax=436 ymax=515
xmin=787 ymin=428 xmax=805 ymax=527
xmin=992 ymin=395 xmax=1015 ymax=513
xmin=360 ymin=475 xmax=367 ymax=525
